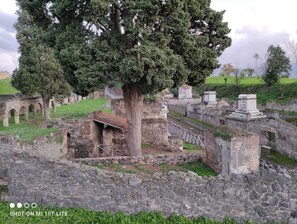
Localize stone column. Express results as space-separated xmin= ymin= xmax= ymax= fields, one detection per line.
xmin=14 ymin=111 xmax=20 ymax=124
xmin=3 ymin=113 xmax=9 ymax=127
xmin=24 ymin=109 xmax=29 ymax=121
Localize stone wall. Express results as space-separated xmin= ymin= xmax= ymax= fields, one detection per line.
xmin=1 ymin=150 xmax=297 ymax=223
xmin=258 ymin=99 xmax=297 ymax=112
xmin=226 ymin=117 xmax=297 ymax=160
xmin=111 ymin=99 xmax=168 ymax=146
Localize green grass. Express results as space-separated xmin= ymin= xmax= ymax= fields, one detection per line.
xmin=0 ymin=98 xmax=108 ymax=141
xmin=52 ymin=98 xmax=108 ymax=119
xmin=198 ymin=77 xmax=297 ymax=105
xmin=205 ymin=76 xmax=297 ymax=85
xmin=0 ymin=202 xmax=268 ymax=224
xmin=183 ymin=142 xmax=200 ymax=151
xmin=169 ymin=110 xmax=232 ymax=140
xmin=0 ymin=116 xmax=57 ymax=142
xmin=0 ymin=78 xmax=18 ymax=95
xmin=261 ymin=149 xmax=297 ymax=168
xmin=178 ymin=162 xmax=217 ymax=176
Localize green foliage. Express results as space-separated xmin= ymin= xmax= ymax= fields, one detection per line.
xmin=196 ymin=77 xmax=297 ymax=105
xmin=0 ymin=79 xmax=18 ymax=95
xmin=261 ymin=149 xmax=297 ymax=168
xmin=52 ymin=98 xmax=108 ymax=119
xmin=141 ymin=143 xmax=151 ymax=148
xmin=12 ymin=8 xmax=71 ymax=119
xmin=183 ymin=142 xmax=200 ymax=151
xmin=0 ymin=201 xmax=268 ymax=224
xmin=0 ymin=116 xmax=57 ymax=142
xmin=262 ymin=45 xmax=291 ymax=86
xmin=18 ymin=0 xmax=231 ymax=93
xmin=214 ymin=129 xmax=232 ymax=141
xmin=178 ymin=162 xmax=217 ymax=176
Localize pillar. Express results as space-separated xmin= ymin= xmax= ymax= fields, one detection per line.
xmin=3 ymin=114 xmax=9 ymax=127
xmin=24 ymin=110 xmax=29 ymax=121
xmin=15 ymin=111 xmax=20 ymax=124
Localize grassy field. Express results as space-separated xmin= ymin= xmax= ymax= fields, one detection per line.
xmin=0 ymin=78 xmax=18 ymax=95
xmin=261 ymin=149 xmax=297 ymax=168
xmin=205 ymin=76 xmax=297 ymax=85
xmin=0 ymin=98 xmax=108 ymax=141
xmin=0 ymin=202 xmax=264 ymax=224
xmin=51 ymin=98 xmax=108 ymax=119
xmin=196 ymin=77 xmax=297 ymax=105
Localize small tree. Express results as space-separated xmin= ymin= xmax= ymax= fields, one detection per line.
xmin=244 ymin=68 xmax=254 ymax=77
xmin=12 ymin=9 xmax=71 ymax=120
xmin=262 ymin=45 xmax=291 ymax=86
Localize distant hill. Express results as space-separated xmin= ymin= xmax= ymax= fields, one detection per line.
xmin=0 ymin=71 xmax=10 ymax=80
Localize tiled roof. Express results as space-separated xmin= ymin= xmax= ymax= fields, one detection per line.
xmin=93 ymin=111 xmax=128 ymax=130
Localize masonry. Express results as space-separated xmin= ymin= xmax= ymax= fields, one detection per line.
xmin=1 ymin=149 xmax=297 ymax=223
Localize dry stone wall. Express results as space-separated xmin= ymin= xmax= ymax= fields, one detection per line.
xmin=1 ymin=150 xmax=297 ymax=223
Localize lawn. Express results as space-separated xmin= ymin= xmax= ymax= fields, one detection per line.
xmin=261 ymin=149 xmax=297 ymax=168
xmin=0 ymin=202 xmax=258 ymax=224
xmin=196 ymin=77 xmax=297 ymax=105
xmin=51 ymin=98 xmax=109 ymax=119
xmin=0 ymin=78 xmax=18 ymax=95
xmin=0 ymin=98 xmax=109 ymax=141
xmin=205 ymin=76 xmax=297 ymax=85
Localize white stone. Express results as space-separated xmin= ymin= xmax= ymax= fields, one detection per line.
xmin=229 ymin=94 xmax=266 ymax=121
xmin=178 ymin=85 xmax=192 ymax=99
xmin=203 ymin=91 xmax=217 ymax=105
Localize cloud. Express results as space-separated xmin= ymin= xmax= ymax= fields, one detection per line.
xmin=0 ymin=10 xmax=17 ymax=33
xmin=0 ymin=10 xmax=18 ymax=73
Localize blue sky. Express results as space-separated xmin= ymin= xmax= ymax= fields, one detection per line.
xmin=1 ymin=0 xmax=297 ymax=77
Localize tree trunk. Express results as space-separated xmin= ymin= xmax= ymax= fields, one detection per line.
xmin=42 ymin=96 xmax=51 ymax=120
xmin=122 ymin=83 xmax=143 ymax=157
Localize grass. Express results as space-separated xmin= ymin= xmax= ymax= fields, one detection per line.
xmin=95 ymin=161 xmax=217 ymax=177
xmin=0 ymin=98 xmax=109 ymax=141
xmin=0 ymin=202 xmax=268 ymax=224
xmin=0 ymin=186 xmax=8 ymax=198
xmin=0 ymin=116 xmax=57 ymax=142
xmin=197 ymin=77 xmax=297 ymax=105
xmin=0 ymin=78 xmax=18 ymax=95
xmin=169 ymin=110 xmax=232 ymax=140
xmin=205 ymin=76 xmax=297 ymax=85
xmin=261 ymin=149 xmax=297 ymax=168
xmin=183 ymin=142 xmax=200 ymax=151
xmin=52 ymin=98 xmax=108 ymax=119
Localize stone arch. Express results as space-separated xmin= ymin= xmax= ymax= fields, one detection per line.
xmin=35 ymin=103 xmax=43 ymax=115
xmin=29 ymin=104 xmax=36 ymax=118
xmin=9 ymin=108 xmax=19 ymax=125
xmin=19 ymin=106 xmax=29 ymax=121
xmin=50 ymin=100 xmax=56 ymax=112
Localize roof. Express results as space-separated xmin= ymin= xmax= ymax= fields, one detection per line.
xmin=93 ymin=111 xmax=128 ymax=131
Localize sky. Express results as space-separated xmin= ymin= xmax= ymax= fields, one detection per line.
xmin=0 ymin=0 xmax=297 ymax=77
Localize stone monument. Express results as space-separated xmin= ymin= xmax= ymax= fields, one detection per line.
xmin=203 ymin=91 xmax=217 ymax=105
xmin=178 ymin=85 xmax=192 ymax=99
xmin=228 ymin=94 xmax=266 ymax=120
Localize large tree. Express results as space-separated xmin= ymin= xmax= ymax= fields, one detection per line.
xmin=18 ymin=0 xmax=231 ymax=156
xmin=262 ymin=45 xmax=291 ymax=86
xmin=12 ymin=9 xmax=71 ymax=120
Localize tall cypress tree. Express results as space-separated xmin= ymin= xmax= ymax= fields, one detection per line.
xmin=18 ymin=0 xmax=231 ymax=156
xmin=12 ymin=9 xmax=71 ymax=120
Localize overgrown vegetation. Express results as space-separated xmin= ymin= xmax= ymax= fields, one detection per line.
xmin=0 ymin=99 xmax=108 ymax=141
xmin=51 ymin=98 xmax=108 ymax=119
xmin=1 ymin=201 xmax=277 ymax=224
xmin=0 ymin=78 xmax=18 ymax=95
xmin=261 ymin=149 xmax=297 ymax=168
xmin=0 ymin=116 xmax=57 ymax=142
xmin=183 ymin=142 xmax=201 ymax=151
xmin=95 ymin=161 xmax=217 ymax=177
xmin=197 ymin=77 xmax=297 ymax=105
xmin=169 ymin=110 xmax=232 ymax=141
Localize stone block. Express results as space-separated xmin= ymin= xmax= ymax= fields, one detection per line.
xmin=178 ymin=85 xmax=192 ymax=99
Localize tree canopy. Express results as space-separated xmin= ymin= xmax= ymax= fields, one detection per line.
xmin=17 ymin=0 xmax=231 ymax=156
xmin=12 ymin=8 xmax=71 ymax=120
xmin=262 ymin=45 xmax=291 ymax=86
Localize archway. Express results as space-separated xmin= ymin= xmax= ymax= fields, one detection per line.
xmin=19 ymin=106 xmax=28 ymax=121
xmin=35 ymin=103 xmax=43 ymax=116
xmin=29 ymin=104 xmax=35 ymax=118
xmin=9 ymin=109 xmax=19 ymax=125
